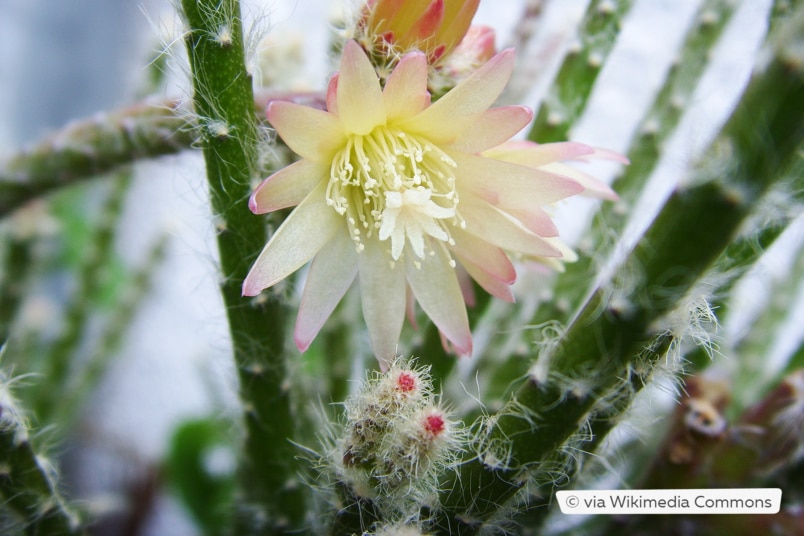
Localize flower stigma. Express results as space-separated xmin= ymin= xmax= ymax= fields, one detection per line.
xmin=325 ymin=125 xmax=461 ymax=262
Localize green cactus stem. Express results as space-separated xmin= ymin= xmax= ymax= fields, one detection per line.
xmin=34 ymin=174 xmax=132 ymax=422
xmin=55 ymin=235 xmax=169 ymax=428
xmin=528 ymin=0 xmax=635 ymax=143
xmin=434 ymin=11 xmax=803 ymax=532
xmin=0 ymin=368 xmax=83 ymax=535
xmin=0 ymin=100 xmax=193 ymax=218
xmin=530 ymin=0 xmax=740 ymax=332
xmin=178 ymin=0 xmax=305 ymax=531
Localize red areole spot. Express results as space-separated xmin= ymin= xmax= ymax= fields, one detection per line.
xmin=396 ymin=372 xmax=417 ymax=392
xmin=424 ymin=413 xmax=445 ymax=435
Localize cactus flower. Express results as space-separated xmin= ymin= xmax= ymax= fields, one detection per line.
xmin=356 ymin=0 xmax=480 ymax=66
xmin=243 ymin=40 xmax=618 ymax=367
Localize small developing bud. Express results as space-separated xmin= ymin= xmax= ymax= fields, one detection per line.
xmin=423 ymin=410 xmax=445 ymax=437
xmin=396 ymin=370 xmax=418 ymax=393
xmin=334 ymin=359 xmax=462 ymax=513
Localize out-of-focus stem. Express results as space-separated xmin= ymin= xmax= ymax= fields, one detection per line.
xmin=179 ymin=0 xmax=304 ymax=532
xmin=528 ymin=0 xmax=634 ymax=143
xmin=0 ymin=100 xmax=193 ymax=217
xmin=0 ymin=92 xmax=323 ymax=218
xmin=34 ymin=174 xmax=131 ymax=422
xmin=56 ymin=235 xmax=169 ymax=427
xmin=0 ymin=234 xmax=33 ymax=343
xmin=0 ymin=371 xmax=83 ymax=535
xmin=435 ymin=12 xmax=803 ymax=532
xmin=530 ymin=0 xmax=740 ymax=331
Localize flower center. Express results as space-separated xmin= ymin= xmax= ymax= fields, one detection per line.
xmin=326 ymin=126 xmax=460 ymax=261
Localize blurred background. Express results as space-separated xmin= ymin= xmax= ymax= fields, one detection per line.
xmin=0 ymin=0 xmax=800 ymax=534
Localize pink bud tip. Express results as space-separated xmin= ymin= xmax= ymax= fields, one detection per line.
xmin=424 ymin=413 xmax=445 ymax=436
xmin=396 ymin=371 xmax=417 ymax=392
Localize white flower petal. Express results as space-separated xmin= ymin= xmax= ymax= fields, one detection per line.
xmin=294 ymin=227 xmax=358 ymax=351
xmin=543 ymin=162 xmax=618 ymax=200
xmin=448 ymin=105 xmax=533 ymax=154
xmin=337 ymin=41 xmax=386 ymax=135
xmin=504 ymin=205 xmax=559 ymax=237
xmin=383 ymin=51 xmax=430 ymax=122
xmin=249 ymin=159 xmax=326 ymax=214
xmin=243 ymin=182 xmax=341 ymax=296
xmin=460 ymin=197 xmax=563 ymax=258
xmin=484 ymin=141 xmax=595 ymax=167
xmin=449 ymin=226 xmax=516 ymax=283
xmin=454 ymin=152 xmax=584 ymax=208
xmin=406 ymin=244 xmax=472 ymax=355
xmin=359 ymin=238 xmax=406 ymax=369
xmin=267 ymin=101 xmax=345 ymax=161
xmin=460 ymin=257 xmax=515 ymax=303
xmin=399 ymin=49 xmax=515 ymax=143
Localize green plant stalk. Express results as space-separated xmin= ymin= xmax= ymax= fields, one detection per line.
xmin=0 ymin=237 xmax=32 ymax=344
xmin=729 ymin=241 xmax=804 ymax=412
xmin=528 ymin=0 xmax=634 ymax=143
xmin=0 ymin=100 xmax=193 ymax=217
xmin=179 ymin=0 xmax=304 ymax=531
xmin=0 ymin=91 xmax=320 ymax=218
xmin=0 ymin=379 xmax=83 ymax=534
xmin=685 ymin=185 xmax=803 ymax=370
xmin=530 ymin=0 xmax=739 ymax=331
xmin=484 ymin=0 xmax=751 ymax=493
xmin=784 ymin=340 xmax=804 ymax=375
xmin=512 ymin=330 xmax=674 ymax=532
xmin=519 ymin=201 xmax=802 ymax=526
xmin=435 ymin=15 xmax=803 ymax=532
xmin=56 ymin=235 xmax=168 ymax=427
xmin=34 ymin=174 xmax=131 ymax=421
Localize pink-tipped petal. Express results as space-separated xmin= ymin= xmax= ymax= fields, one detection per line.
xmin=249 ymin=159 xmax=326 ymax=214
xmin=584 ymin=146 xmax=630 ymax=165
xmin=267 ymin=101 xmax=344 ymax=161
xmin=485 ymin=141 xmax=595 ymax=167
xmin=294 ymin=228 xmax=358 ymax=351
xmin=544 ymin=236 xmax=578 ymax=263
xmin=449 ymin=226 xmax=516 ymax=284
xmin=459 ymin=257 xmax=515 ymax=302
xmin=453 ymin=153 xmax=584 ymax=208
xmin=504 ymin=205 xmax=559 ymax=237
xmin=543 ymin=162 xmax=618 ymax=201
xmin=455 ymin=266 xmax=477 ymax=307
xmin=337 ymin=41 xmax=386 ymax=135
xmin=359 ymin=238 xmax=406 ymax=368
xmin=406 ymin=243 xmax=472 ymax=356
xmin=243 ymin=182 xmax=340 ymax=296
xmin=399 ymin=48 xmax=516 ymax=143
xmin=523 ymin=237 xmax=578 ymax=272
xmin=326 ymin=73 xmax=339 ymax=115
xmin=448 ymin=105 xmax=533 ymax=153
xmin=459 ymin=198 xmax=563 ymax=258
xmin=383 ymin=51 xmax=430 ymax=122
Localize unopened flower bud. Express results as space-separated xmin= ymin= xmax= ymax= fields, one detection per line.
xmin=352 ymin=0 xmax=480 ymax=78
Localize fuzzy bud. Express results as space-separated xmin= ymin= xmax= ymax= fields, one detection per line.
xmin=335 ymin=359 xmax=461 ymax=512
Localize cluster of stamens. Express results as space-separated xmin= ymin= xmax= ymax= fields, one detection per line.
xmin=326 ymin=126 xmax=460 ymax=260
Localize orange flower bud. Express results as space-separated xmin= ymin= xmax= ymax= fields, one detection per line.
xmin=358 ymin=0 xmax=480 ymax=65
